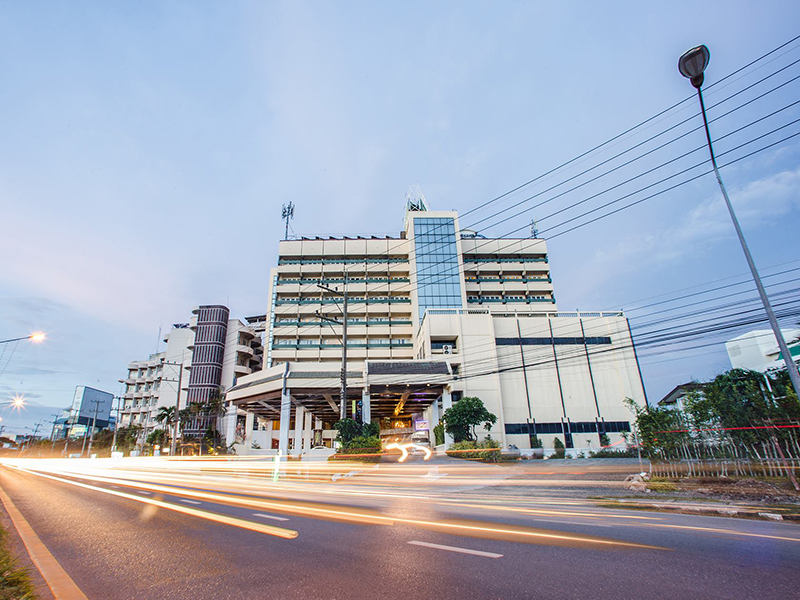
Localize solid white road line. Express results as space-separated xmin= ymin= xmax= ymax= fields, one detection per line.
xmin=253 ymin=513 xmax=290 ymax=522
xmin=179 ymin=499 xmax=201 ymax=505
xmin=407 ymin=540 xmax=503 ymax=558
xmin=138 ymin=490 xmax=152 ymax=495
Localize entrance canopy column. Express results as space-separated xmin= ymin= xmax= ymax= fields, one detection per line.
xmin=442 ymin=387 xmax=453 ymax=445
xmin=293 ymin=405 xmax=304 ymax=456
xmin=225 ymin=404 xmax=237 ymax=446
xmin=302 ymin=410 xmax=313 ymax=451
xmin=362 ymin=388 xmax=371 ymax=424
xmin=279 ymin=388 xmax=291 ymax=457
xmin=244 ymin=411 xmax=255 ymax=452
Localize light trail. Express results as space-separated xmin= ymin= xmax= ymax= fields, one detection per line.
xmin=3 ymin=461 xmax=664 ymax=550
xmin=11 ymin=467 xmax=298 ymax=539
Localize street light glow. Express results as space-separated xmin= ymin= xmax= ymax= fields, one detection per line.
xmin=29 ymin=332 xmax=46 ymax=343
xmin=12 ymin=395 xmax=25 ymax=409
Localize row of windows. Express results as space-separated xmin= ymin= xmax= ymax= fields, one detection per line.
xmin=467 ymin=296 xmax=554 ymax=304
xmin=274 ymin=319 xmax=413 ymax=327
xmin=277 ymin=277 xmax=410 ymax=285
xmin=197 ymin=307 xmax=229 ymax=324
xmin=194 ymin=324 xmax=228 ymax=344
xmin=464 ymin=256 xmax=548 ymax=263
xmin=278 ymin=257 xmax=408 ymax=265
xmin=188 ymin=365 xmax=223 ymax=387
xmin=496 ymin=336 xmax=613 ymax=346
xmin=192 ymin=343 xmax=225 ymax=365
xmin=464 ymin=276 xmax=551 ymax=283
xmin=275 ymin=297 xmax=412 ymax=305
xmin=504 ymin=421 xmax=631 ymax=435
xmin=273 ymin=340 xmax=413 ymax=349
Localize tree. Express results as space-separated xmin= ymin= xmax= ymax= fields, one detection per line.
xmin=146 ymin=429 xmax=167 ymax=446
xmin=599 ymin=433 xmax=611 ymax=448
xmin=442 ymin=396 xmax=497 ymax=442
xmin=552 ymin=437 xmax=566 ymax=458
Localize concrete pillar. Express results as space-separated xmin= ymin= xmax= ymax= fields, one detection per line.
xmin=244 ymin=411 xmax=255 ymax=452
xmin=279 ymin=389 xmax=291 ymax=457
xmin=303 ymin=410 xmax=313 ymax=451
xmin=430 ymin=395 xmax=439 ymax=436
xmin=442 ymin=387 xmax=453 ymax=445
xmin=361 ymin=388 xmax=371 ymax=424
xmin=265 ymin=419 xmax=274 ymax=450
xmin=225 ymin=404 xmax=237 ymax=446
xmin=293 ymin=405 xmax=304 ymax=456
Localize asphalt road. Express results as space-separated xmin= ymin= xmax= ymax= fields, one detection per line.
xmin=1 ymin=458 xmax=798 ymax=600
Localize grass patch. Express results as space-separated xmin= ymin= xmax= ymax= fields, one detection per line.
xmin=0 ymin=526 xmax=36 ymax=599
xmin=648 ymin=477 xmax=679 ymax=493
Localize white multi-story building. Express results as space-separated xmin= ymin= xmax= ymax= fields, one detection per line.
xmin=725 ymin=328 xmax=800 ymax=373
xmin=227 ymin=196 xmax=647 ymax=456
xmin=119 ymin=310 xmax=263 ymax=443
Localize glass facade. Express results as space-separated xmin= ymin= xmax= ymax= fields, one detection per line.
xmin=413 ymin=217 xmax=463 ymax=320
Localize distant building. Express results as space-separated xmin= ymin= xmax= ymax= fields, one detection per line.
xmin=118 ymin=310 xmax=263 ymax=443
xmin=657 ymin=382 xmax=705 ymax=411
xmin=52 ymin=386 xmax=115 ymax=439
xmin=725 ymin=328 xmax=800 ymax=373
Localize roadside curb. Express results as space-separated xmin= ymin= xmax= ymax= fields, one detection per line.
xmin=0 ymin=479 xmax=89 ymax=599
xmin=596 ymin=498 xmax=800 ymax=522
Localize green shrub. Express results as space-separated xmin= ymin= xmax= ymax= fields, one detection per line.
xmin=529 ymin=434 xmax=543 ymax=449
xmin=446 ymin=438 xmax=501 ymax=462
xmin=330 ymin=434 xmax=382 ymax=463
xmin=0 ymin=527 xmax=35 ymax=600
xmin=551 ymin=437 xmax=566 ymax=459
xmin=599 ymin=433 xmax=611 ymax=447
xmin=433 ymin=423 xmax=445 ymax=446
xmin=589 ymin=448 xmax=638 ymax=458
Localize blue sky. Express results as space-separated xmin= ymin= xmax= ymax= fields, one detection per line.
xmin=1 ymin=1 xmax=799 ymax=433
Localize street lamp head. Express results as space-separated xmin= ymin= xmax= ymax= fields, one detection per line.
xmin=679 ymin=44 xmax=710 ymax=89
xmin=29 ymin=332 xmax=46 ymax=343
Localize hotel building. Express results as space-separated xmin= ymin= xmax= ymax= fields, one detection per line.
xmin=227 ymin=195 xmax=647 ymax=456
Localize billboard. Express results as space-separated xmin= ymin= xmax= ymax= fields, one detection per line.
xmin=71 ymin=386 xmax=114 ymax=425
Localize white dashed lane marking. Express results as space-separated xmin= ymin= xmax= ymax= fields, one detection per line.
xmin=253 ymin=513 xmax=290 ymax=522
xmin=179 ymin=499 xmax=201 ymax=505
xmin=407 ymin=541 xmax=502 ymax=558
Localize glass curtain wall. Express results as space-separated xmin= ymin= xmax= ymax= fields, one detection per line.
xmin=413 ymin=217 xmax=463 ymax=321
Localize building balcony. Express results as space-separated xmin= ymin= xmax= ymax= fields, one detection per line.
xmin=234 ymin=364 xmax=253 ymax=376
xmin=235 ymin=343 xmax=255 ymax=357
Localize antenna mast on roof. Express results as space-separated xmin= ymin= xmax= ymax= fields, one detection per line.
xmin=530 ymin=219 xmax=539 ymax=238
xmin=281 ymin=202 xmax=295 ymax=240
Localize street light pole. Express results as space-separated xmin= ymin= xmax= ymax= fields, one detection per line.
xmin=81 ymin=399 xmax=100 ymax=457
xmin=679 ymin=45 xmax=800 ymax=401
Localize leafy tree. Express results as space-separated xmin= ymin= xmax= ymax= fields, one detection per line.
xmin=146 ymin=429 xmax=167 ymax=446
xmin=442 ymin=396 xmax=497 ymax=442
xmin=599 ymin=433 xmax=611 ymax=448
xmin=529 ymin=433 xmax=543 ymax=449
xmin=334 ymin=418 xmax=365 ymax=444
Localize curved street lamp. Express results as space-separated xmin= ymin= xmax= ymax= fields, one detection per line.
xmin=678 ymin=44 xmax=800 ymax=400
xmin=0 ymin=332 xmax=46 ymax=345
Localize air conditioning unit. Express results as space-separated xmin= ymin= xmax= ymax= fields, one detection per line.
xmin=443 ymin=345 xmax=453 ymax=355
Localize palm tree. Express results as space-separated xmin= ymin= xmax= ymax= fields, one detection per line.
xmin=155 ymin=406 xmax=177 ymax=447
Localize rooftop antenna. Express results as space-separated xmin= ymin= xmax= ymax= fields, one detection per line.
xmin=281 ymin=202 xmax=295 ymax=240
xmin=530 ymin=219 xmax=539 ymax=238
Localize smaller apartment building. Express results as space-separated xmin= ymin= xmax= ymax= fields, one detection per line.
xmin=119 ymin=308 xmax=264 ymax=442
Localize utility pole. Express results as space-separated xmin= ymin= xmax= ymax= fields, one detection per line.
xmin=81 ymin=399 xmax=100 ymax=457
xmin=317 ymin=273 xmax=348 ymax=420
xmin=161 ymin=355 xmax=185 ymax=456
xmin=110 ymin=395 xmax=123 ymax=452
xmin=86 ymin=400 xmax=102 ymax=457
xmin=48 ymin=413 xmax=60 ymax=456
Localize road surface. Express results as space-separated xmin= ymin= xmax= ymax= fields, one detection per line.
xmin=0 ymin=457 xmax=797 ymax=599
